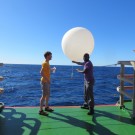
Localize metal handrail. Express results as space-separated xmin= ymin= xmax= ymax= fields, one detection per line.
xmin=117 ymin=61 xmax=135 ymax=118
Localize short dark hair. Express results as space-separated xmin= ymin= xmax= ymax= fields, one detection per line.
xmin=44 ymin=51 xmax=52 ymax=58
xmin=83 ymin=53 xmax=89 ymax=58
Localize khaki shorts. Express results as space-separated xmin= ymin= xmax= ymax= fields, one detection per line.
xmin=41 ymin=82 xmax=50 ymax=96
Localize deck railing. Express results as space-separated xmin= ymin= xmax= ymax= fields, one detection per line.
xmin=117 ymin=61 xmax=135 ymax=118
xmin=0 ymin=63 xmax=4 ymax=112
xmin=0 ymin=63 xmax=4 ymax=93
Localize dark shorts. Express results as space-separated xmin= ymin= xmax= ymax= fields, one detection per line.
xmin=41 ymin=82 xmax=50 ymax=96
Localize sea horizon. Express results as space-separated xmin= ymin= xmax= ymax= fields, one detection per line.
xmin=0 ymin=64 xmax=133 ymax=106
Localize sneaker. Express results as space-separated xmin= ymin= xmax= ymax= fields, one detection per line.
xmin=45 ymin=107 xmax=54 ymax=112
xmin=81 ymin=104 xmax=89 ymax=109
xmin=87 ymin=109 xmax=94 ymax=115
xmin=81 ymin=106 xmax=89 ymax=109
xmin=39 ymin=110 xmax=48 ymax=116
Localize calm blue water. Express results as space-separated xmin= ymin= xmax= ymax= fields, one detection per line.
xmin=0 ymin=64 xmax=133 ymax=106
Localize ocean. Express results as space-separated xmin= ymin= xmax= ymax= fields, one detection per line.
xmin=0 ymin=64 xmax=133 ymax=107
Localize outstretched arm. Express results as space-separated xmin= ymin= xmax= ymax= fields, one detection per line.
xmin=72 ymin=61 xmax=83 ymax=65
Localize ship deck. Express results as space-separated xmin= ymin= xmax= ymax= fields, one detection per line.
xmin=0 ymin=102 xmax=135 ymax=135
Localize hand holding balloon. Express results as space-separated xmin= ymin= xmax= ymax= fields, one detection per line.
xmin=61 ymin=27 xmax=94 ymax=78
xmin=72 ymin=61 xmax=76 ymax=63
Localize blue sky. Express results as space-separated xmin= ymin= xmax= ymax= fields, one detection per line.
xmin=0 ymin=0 xmax=135 ymax=66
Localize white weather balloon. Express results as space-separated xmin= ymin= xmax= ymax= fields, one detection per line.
xmin=61 ymin=27 xmax=94 ymax=61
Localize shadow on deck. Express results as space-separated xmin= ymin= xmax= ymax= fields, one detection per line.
xmin=0 ymin=104 xmax=135 ymax=135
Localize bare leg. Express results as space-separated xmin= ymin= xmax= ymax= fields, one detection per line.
xmin=45 ymin=95 xmax=54 ymax=112
xmin=45 ymin=95 xmax=49 ymax=107
xmin=40 ymin=96 xmax=45 ymax=111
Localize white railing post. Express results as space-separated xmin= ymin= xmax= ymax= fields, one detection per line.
xmin=120 ymin=64 xmax=124 ymax=107
xmin=117 ymin=61 xmax=135 ymax=118
xmin=0 ymin=63 xmax=4 ymax=113
xmin=132 ymin=62 xmax=135 ymax=118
